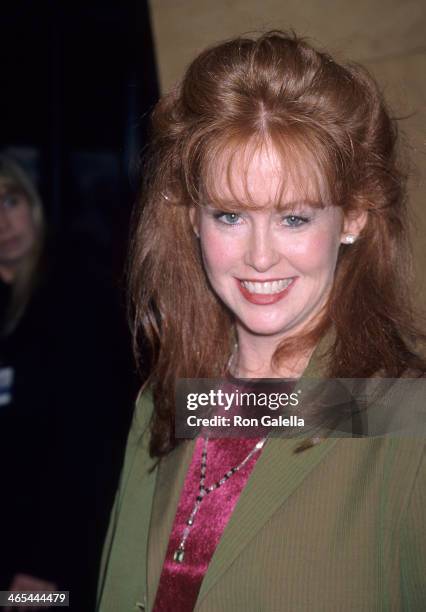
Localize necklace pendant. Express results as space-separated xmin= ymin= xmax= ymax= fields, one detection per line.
xmin=173 ymin=548 xmax=185 ymax=563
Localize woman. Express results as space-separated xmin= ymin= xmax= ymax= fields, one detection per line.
xmin=97 ymin=32 xmax=426 ymax=611
xmin=0 ymin=156 xmax=44 ymax=335
xmin=0 ymin=157 xmax=135 ymax=610
xmin=0 ymin=156 xmax=59 ymax=606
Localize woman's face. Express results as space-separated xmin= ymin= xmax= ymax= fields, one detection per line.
xmin=192 ymin=145 xmax=364 ymax=342
xmin=0 ymin=184 xmax=36 ymax=268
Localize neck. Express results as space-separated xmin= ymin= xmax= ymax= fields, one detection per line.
xmin=231 ymin=332 xmax=315 ymax=379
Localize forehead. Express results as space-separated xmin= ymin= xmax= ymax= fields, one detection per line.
xmin=201 ymin=137 xmax=330 ymax=210
xmin=0 ymin=178 xmax=13 ymax=193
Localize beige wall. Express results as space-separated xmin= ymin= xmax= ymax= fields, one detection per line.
xmin=149 ymin=0 xmax=426 ymax=305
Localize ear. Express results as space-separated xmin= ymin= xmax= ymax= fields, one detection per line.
xmin=189 ymin=206 xmax=200 ymax=238
xmin=341 ymin=209 xmax=368 ymax=244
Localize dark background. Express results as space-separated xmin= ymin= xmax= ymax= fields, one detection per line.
xmin=2 ymin=0 xmax=158 ymax=247
xmin=0 ymin=1 xmax=159 ymax=609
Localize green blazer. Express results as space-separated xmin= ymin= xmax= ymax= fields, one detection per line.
xmin=97 ymin=352 xmax=426 ymax=611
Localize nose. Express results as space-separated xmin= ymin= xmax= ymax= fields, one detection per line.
xmin=244 ymin=221 xmax=280 ymax=273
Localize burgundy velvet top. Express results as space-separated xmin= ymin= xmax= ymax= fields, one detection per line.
xmin=152 ymin=436 xmax=264 ymax=611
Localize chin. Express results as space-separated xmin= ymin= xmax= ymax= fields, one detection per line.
xmin=238 ymin=317 xmax=293 ymax=338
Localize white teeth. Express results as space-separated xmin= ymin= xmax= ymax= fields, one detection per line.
xmin=241 ymin=279 xmax=293 ymax=294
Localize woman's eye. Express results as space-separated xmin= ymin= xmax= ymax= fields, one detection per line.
xmin=214 ymin=212 xmax=243 ymax=225
xmin=2 ymin=194 xmax=20 ymax=209
xmin=282 ymin=215 xmax=310 ymax=227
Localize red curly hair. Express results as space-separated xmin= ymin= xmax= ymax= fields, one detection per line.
xmin=128 ymin=31 xmax=425 ymax=456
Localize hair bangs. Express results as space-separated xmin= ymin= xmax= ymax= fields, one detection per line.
xmin=197 ymin=129 xmax=336 ymax=213
xmin=0 ymin=177 xmax=23 ymax=195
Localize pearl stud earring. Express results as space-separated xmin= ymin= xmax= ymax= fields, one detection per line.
xmin=343 ymin=234 xmax=356 ymax=244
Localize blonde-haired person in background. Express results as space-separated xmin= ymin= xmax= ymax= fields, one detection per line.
xmin=0 ymin=155 xmax=45 ymax=335
xmin=0 ymin=154 xmax=137 ymax=610
xmin=0 ymin=156 xmax=56 ymax=609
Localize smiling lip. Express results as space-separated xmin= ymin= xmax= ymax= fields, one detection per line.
xmin=236 ymin=277 xmax=296 ymax=305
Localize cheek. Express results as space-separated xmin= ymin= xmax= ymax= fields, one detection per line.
xmin=285 ymin=230 xmax=340 ymax=275
xmin=315 ymin=236 xmax=341 ymax=280
xmin=15 ymin=207 xmax=35 ymax=237
xmin=200 ymin=230 xmax=240 ymax=275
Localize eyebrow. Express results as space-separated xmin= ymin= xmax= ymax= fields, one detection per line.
xmin=275 ymin=200 xmax=325 ymax=211
xmin=204 ymin=199 xmax=325 ymax=211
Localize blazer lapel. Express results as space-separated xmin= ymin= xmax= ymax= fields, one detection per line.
xmin=197 ymin=434 xmax=338 ymax=604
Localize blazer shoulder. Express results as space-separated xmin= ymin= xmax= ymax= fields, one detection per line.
xmin=119 ymin=388 xmax=155 ymax=487
xmin=132 ymin=386 xmax=154 ymax=435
